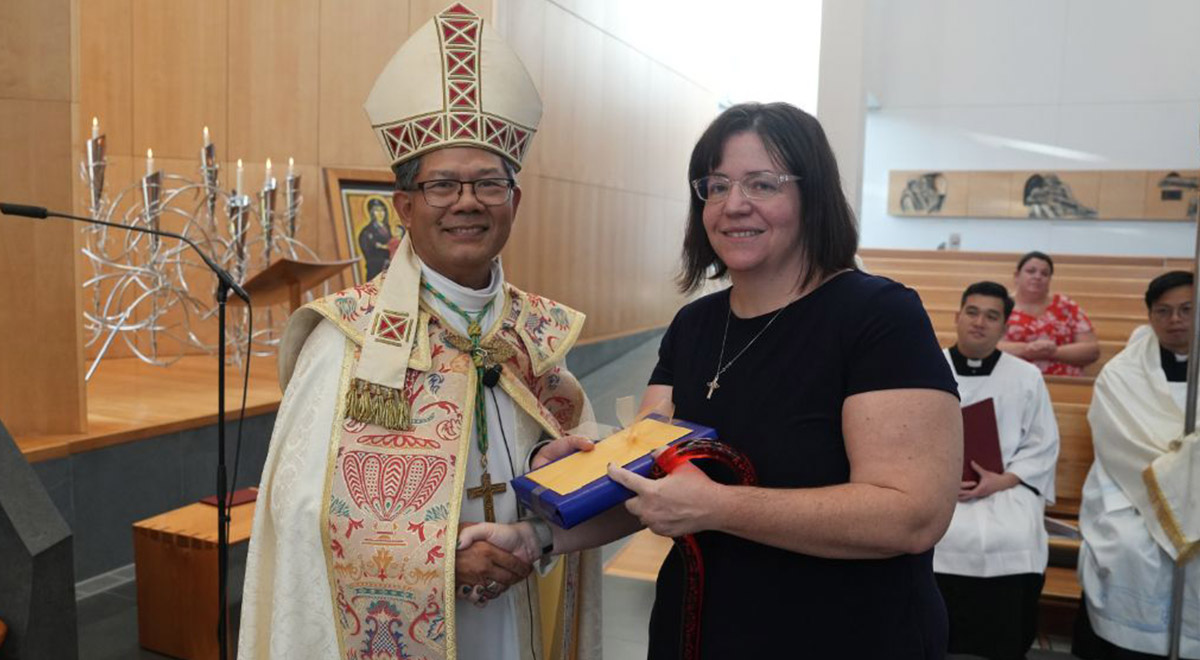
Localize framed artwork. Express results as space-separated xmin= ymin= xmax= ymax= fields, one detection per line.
xmin=325 ymin=167 xmax=406 ymax=284
xmin=889 ymin=169 xmax=1199 ymax=221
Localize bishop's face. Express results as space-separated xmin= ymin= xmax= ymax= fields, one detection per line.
xmin=956 ymin=294 xmax=1008 ymax=358
xmin=393 ymin=147 xmax=521 ymax=289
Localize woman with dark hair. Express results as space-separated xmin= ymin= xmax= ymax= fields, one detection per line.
xmin=458 ymin=102 xmax=962 ymax=658
xmin=998 ymin=251 xmax=1100 ymax=376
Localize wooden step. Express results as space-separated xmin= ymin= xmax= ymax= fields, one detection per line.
xmin=603 ymin=529 xmax=672 ymax=582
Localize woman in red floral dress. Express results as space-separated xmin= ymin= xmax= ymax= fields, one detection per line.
xmin=998 ymin=251 xmax=1100 ymax=376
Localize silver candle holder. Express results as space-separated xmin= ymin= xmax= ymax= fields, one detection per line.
xmin=284 ymin=171 xmax=301 ymax=239
xmin=141 ymin=170 xmax=163 ymax=258
xmin=86 ymin=134 xmax=107 ymax=215
xmin=201 ymin=142 xmax=220 ymax=230
xmin=227 ymin=192 xmax=251 ymax=283
xmin=259 ymin=175 xmax=277 ymax=263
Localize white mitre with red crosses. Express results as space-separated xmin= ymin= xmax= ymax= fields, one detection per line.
xmin=363 ymin=2 xmax=542 ymax=169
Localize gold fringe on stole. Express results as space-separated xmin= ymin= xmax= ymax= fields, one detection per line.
xmin=1141 ymin=465 xmax=1199 ymax=564
xmin=344 ymin=378 xmax=411 ymax=430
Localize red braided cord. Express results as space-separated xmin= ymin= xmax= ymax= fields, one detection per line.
xmin=651 ymin=440 xmax=757 ymax=660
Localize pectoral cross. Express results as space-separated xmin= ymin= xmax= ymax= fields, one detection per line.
xmin=705 ymin=376 xmax=720 ymax=400
xmin=467 ymin=471 xmax=508 ymax=522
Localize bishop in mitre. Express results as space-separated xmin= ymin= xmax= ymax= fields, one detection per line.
xmin=238 ymin=5 xmax=602 ymax=659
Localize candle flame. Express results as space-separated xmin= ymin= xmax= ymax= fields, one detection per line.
xmin=92 ymin=117 xmax=98 ymax=128
xmin=147 ymin=148 xmax=153 ymax=158
xmin=289 ymin=157 xmax=294 ymax=168
xmin=265 ymin=157 xmax=272 ymax=169
xmin=237 ymin=158 xmax=243 ymax=168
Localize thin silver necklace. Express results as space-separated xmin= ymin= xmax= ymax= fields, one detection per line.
xmin=705 ymin=300 xmax=787 ymax=400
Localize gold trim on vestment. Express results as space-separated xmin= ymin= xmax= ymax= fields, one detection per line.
xmin=1142 ymin=464 xmax=1199 ymax=564
xmin=443 ymin=362 xmax=478 ymax=660
xmin=321 ymin=338 xmax=357 ymax=660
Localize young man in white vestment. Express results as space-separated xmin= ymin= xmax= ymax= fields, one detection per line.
xmin=1073 ymin=271 xmax=1200 ymax=660
xmin=934 ymin=281 xmax=1060 ymax=660
xmin=237 ymin=5 xmax=602 ymax=660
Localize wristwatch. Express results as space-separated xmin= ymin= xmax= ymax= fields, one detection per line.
xmin=525 ymin=517 xmax=554 ymax=559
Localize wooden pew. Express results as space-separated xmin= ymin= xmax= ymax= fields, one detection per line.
xmin=924 ymin=307 xmax=1143 ymax=344
xmin=862 ymin=256 xmax=1173 ymax=281
xmin=876 ymin=269 xmax=1149 ymax=296
xmin=859 ymin=247 xmax=1190 ymax=269
xmin=934 ymin=332 xmax=1122 ymax=376
xmin=1044 ymin=376 xmax=1095 ymax=406
xmin=916 ymin=286 xmax=1145 ymax=318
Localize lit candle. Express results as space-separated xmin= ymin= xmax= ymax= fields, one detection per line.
xmin=145 ymin=148 xmax=155 ymax=176
xmin=236 ymin=158 xmax=244 ymax=193
xmin=264 ymin=157 xmax=273 ymax=186
xmin=203 ymin=125 xmax=211 ymax=146
xmin=287 ymin=157 xmax=295 ymax=177
xmin=92 ymin=117 xmax=100 ymax=139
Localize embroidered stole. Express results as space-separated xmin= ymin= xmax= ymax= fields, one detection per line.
xmin=320 ymin=287 xmax=586 ymax=659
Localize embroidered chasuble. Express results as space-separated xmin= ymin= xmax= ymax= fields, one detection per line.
xmin=238 ymin=253 xmax=602 ymax=660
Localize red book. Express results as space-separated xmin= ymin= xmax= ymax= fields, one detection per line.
xmin=200 ymin=487 xmax=258 ymax=507
xmin=961 ymin=398 xmax=1004 ymax=481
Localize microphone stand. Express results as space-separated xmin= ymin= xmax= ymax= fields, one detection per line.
xmin=1 ymin=202 xmax=248 ymax=660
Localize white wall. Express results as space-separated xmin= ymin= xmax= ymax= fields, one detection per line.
xmin=859 ymin=0 xmax=1200 ymax=256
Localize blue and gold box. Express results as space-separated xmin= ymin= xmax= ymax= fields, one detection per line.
xmin=512 ymin=416 xmax=717 ymax=529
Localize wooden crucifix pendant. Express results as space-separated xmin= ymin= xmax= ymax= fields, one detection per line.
xmin=467 ymin=471 xmax=508 ymax=522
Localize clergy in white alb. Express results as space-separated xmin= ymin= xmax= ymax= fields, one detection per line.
xmin=236 ymin=5 xmax=603 ymax=659
xmin=1075 ymin=271 xmax=1200 ymax=659
xmin=934 ymin=282 xmax=1060 ymax=660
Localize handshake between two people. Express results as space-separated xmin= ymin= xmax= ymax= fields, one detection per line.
xmin=454 ymin=433 xmax=594 ymax=607
xmin=454 ymin=437 xmax=725 ymax=607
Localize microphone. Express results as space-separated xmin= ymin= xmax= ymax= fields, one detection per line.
xmin=1 ymin=201 xmax=250 ymax=303
xmin=482 ymin=364 xmax=502 ymax=388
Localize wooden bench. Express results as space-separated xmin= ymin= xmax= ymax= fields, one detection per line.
xmin=876 ymin=269 xmax=1150 ymax=296
xmin=859 ymin=247 xmax=1190 ymax=270
xmin=933 ymin=331 xmax=1122 ymax=376
xmin=916 ymin=285 xmax=1146 ymax=319
xmin=133 ymin=499 xmax=256 ymax=660
xmin=862 ymin=256 xmax=1174 ymax=281
xmin=923 ymin=307 xmax=1142 ymax=344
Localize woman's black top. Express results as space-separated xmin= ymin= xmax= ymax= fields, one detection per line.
xmin=646 ymin=270 xmax=958 ymax=659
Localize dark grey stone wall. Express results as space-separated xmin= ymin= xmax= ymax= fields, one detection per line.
xmin=0 ymin=420 xmax=78 ymax=660
xmin=29 ymin=413 xmax=275 ymax=581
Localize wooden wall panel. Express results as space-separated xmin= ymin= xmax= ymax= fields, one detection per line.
xmin=316 ymin=0 xmax=410 ymax=168
xmin=0 ymin=0 xmax=73 ymax=101
xmin=227 ymin=0 xmax=321 ymax=164
xmin=71 ymin=0 xmax=718 ymax=375
xmin=131 ymin=0 xmax=228 ymax=160
xmin=0 ymin=95 xmax=85 ymax=434
xmin=79 ymin=0 xmax=133 ymax=158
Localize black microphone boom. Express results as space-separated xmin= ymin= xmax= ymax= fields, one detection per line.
xmin=2 ymin=199 xmax=249 ymax=660
xmin=0 ymin=202 xmax=249 ymax=303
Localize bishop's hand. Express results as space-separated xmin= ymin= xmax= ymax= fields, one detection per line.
xmin=455 ymin=523 xmax=534 ymax=607
xmin=607 ymin=454 xmax=722 ymax=538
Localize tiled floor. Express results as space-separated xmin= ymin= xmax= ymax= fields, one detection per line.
xmin=73 ymin=333 xmax=1080 ymax=659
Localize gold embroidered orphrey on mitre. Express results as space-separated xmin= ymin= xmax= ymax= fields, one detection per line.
xmin=268 ymin=4 xmax=601 ymax=660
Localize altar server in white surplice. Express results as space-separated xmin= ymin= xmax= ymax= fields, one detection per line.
xmin=934 ymin=281 xmax=1060 ymax=660
xmin=1073 ymin=271 xmax=1200 ymax=660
